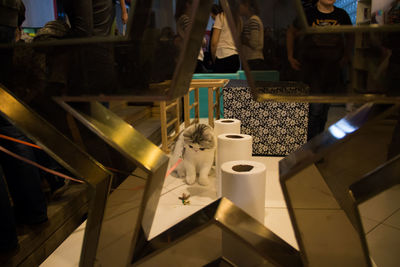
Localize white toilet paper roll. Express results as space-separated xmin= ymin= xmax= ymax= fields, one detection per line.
xmin=216 ymin=134 xmax=252 ymax=197
xmin=221 ymin=160 xmax=266 ymax=223
xmin=214 ymin=119 xmax=241 ymax=138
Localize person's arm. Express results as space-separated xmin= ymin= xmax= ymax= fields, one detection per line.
xmin=120 ymin=0 xmax=128 ymax=24
xmin=211 ymin=28 xmax=221 ymax=62
xmin=211 ymin=13 xmax=223 ymax=62
xmin=286 ymin=24 xmax=301 ymax=70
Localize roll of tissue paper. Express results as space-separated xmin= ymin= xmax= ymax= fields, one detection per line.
xmin=221 ymin=160 xmax=266 ymax=223
xmin=214 ymin=119 xmax=241 ymax=138
xmin=216 ymin=134 xmax=252 ymax=196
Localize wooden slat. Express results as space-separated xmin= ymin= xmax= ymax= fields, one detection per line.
xmin=167 ymin=118 xmax=178 ymax=128
xmin=184 ymin=94 xmax=190 ymax=128
xmin=194 ymin=88 xmax=200 ymax=124
xmin=208 ymin=87 xmax=214 ymax=127
xmin=167 ymin=132 xmax=180 ymax=146
xmin=189 ymin=102 xmax=198 ymax=109
xmin=190 ymin=79 xmax=229 ymax=88
xmin=215 ymin=88 xmax=221 ymax=120
xmin=174 ymin=99 xmax=180 ymax=136
xmin=165 ymin=101 xmax=177 ymax=111
xmin=159 ymin=101 xmax=168 ymax=152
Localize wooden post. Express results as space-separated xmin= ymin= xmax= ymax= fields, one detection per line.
xmin=194 ymin=87 xmax=200 ymax=124
xmin=175 ymin=98 xmax=181 ymax=136
xmin=215 ymin=87 xmax=221 ymax=120
xmin=184 ymin=91 xmax=191 ymax=128
xmin=208 ymin=87 xmax=214 ymax=127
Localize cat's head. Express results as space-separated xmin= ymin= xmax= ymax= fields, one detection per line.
xmin=183 ymin=124 xmax=215 ymax=152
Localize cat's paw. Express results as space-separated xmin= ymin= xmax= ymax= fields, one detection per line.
xmin=177 ymin=168 xmax=185 ymax=178
xmin=198 ymin=175 xmax=209 ymax=186
xmin=185 ymin=175 xmax=196 ymax=185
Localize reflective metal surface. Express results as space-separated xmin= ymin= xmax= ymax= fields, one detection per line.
xmin=0 ymin=85 xmax=112 ymax=267
xmin=0 ymin=0 xmax=213 ymax=100
xmin=54 ymin=100 xmax=169 ymax=265
xmin=54 ymin=100 xmax=302 ymax=267
xmin=350 ymin=154 xmax=400 ymax=205
xmin=134 ymin=198 xmax=302 ymax=267
xmin=280 ymin=104 xmax=400 ymax=266
xmin=219 ymin=0 xmax=400 ymax=102
xmin=1 ymin=1 xmax=400 ymax=266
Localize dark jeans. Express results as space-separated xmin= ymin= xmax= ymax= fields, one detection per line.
xmin=0 ymin=117 xmax=48 ymax=225
xmin=60 ymin=0 xmax=114 ymax=36
xmin=248 ymin=59 xmax=267 ymax=70
xmin=60 ymin=0 xmax=115 ymax=95
xmin=195 ymin=60 xmax=206 ymax=73
xmin=214 ymin=54 xmax=240 ymax=73
xmin=0 ymin=25 xmax=15 ymax=87
xmin=0 ymin=174 xmax=18 ymax=251
xmin=307 ymin=103 xmax=330 ymax=140
xmin=300 ymin=47 xmax=344 ymax=140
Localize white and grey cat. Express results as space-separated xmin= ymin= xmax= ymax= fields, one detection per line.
xmin=170 ymin=124 xmax=216 ymax=185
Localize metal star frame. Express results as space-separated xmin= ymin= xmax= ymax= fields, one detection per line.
xmin=1 ymin=1 xmax=400 ymax=266
xmin=220 ymin=0 xmax=400 ymax=103
xmin=280 ymin=104 xmax=400 ymax=266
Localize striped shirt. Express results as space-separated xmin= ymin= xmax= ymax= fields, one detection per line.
xmin=241 ymin=15 xmax=264 ymax=60
xmin=177 ymin=14 xmax=204 ymax=61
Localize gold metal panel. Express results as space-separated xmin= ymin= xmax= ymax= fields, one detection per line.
xmin=54 ymin=100 xmax=169 ymax=266
xmin=0 ymin=85 xmax=112 ymax=267
xmin=350 ymin=154 xmax=400 ymax=205
xmin=280 ymin=104 xmax=400 ymax=266
xmin=133 ymin=198 xmax=303 ymax=267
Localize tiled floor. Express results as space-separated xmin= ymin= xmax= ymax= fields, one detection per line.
xmin=41 ymin=111 xmax=400 ymax=266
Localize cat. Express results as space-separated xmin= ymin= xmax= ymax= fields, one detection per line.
xmin=169 ymin=124 xmax=216 ymax=185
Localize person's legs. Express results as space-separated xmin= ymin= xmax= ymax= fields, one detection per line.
xmin=0 ymin=25 xmax=16 ymax=87
xmin=307 ymin=103 xmax=330 ymax=140
xmin=0 ymin=173 xmax=18 ymax=252
xmin=214 ymin=54 xmax=240 ymax=73
xmin=302 ymin=52 xmax=341 ymax=140
xmin=34 ymin=150 xmax=65 ymax=194
xmin=194 ymin=60 xmax=206 ymax=73
xmin=247 ymin=59 xmax=267 ymax=70
xmin=61 ymin=0 xmax=94 ymax=37
xmin=0 ymin=118 xmax=47 ymax=225
xmin=92 ymin=0 xmax=115 ymax=36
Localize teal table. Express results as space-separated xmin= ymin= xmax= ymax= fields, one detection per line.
xmin=191 ymin=70 xmax=279 ymax=118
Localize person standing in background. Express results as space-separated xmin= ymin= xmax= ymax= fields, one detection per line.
xmin=0 ymin=0 xmax=48 ymax=253
xmin=211 ymin=7 xmax=240 ymax=73
xmin=175 ymin=0 xmax=206 ymax=73
xmin=204 ymin=4 xmax=223 ymax=71
xmin=287 ymin=0 xmax=353 ymax=140
xmin=239 ymin=0 xmax=266 ymax=70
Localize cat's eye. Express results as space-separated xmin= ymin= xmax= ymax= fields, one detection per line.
xmin=200 ymin=148 xmax=205 ymax=151
xmin=189 ymin=145 xmax=193 ymax=148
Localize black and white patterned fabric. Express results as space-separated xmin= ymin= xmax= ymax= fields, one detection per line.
xmin=223 ymin=80 xmax=309 ymax=156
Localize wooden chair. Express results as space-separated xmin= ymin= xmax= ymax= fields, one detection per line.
xmin=158 ymin=99 xmax=180 ymax=153
xmin=158 ymin=79 xmax=229 ymax=152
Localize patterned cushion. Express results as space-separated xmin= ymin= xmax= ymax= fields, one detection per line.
xmin=223 ymin=80 xmax=309 ymax=156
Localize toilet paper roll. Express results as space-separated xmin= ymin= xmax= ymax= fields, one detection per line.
xmin=214 ymin=119 xmax=241 ymax=138
xmin=216 ymin=134 xmax=252 ymax=197
xmin=221 ymin=160 xmax=266 ymax=223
